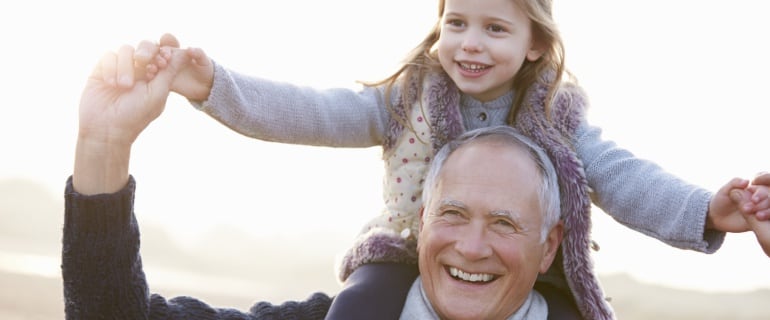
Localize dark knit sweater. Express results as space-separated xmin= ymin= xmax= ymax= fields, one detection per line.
xmin=62 ymin=176 xmax=333 ymax=319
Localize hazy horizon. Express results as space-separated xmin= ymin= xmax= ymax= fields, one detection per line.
xmin=2 ymin=0 xmax=770 ymax=317
xmin=3 ymin=176 xmax=770 ymax=319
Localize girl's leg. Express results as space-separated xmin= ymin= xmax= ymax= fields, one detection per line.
xmin=325 ymin=262 xmax=419 ymax=320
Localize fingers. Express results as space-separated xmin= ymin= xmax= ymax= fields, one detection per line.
xmin=115 ymin=45 xmax=137 ymax=88
xmin=730 ymin=188 xmax=755 ymax=213
xmin=749 ymin=185 xmax=770 ymax=202
xmin=141 ymin=34 xmax=184 ymax=80
xmin=159 ymin=33 xmax=180 ymax=48
xmin=92 ymin=35 xmax=181 ymax=89
xmin=96 ymin=45 xmax=137 ymax=88
xmin=134 ymin=40 xmax=158 ymax=65
xmin=752 ymin=172 xmax=770 ymax=186
xmin=97 ymin=51 xmax=117 ymax=86
xmin=746 ymin=185 xmax=770 ymax=217
xmin=147 ymin=48 xmax=184 ymax=93
xmin=187 ymin=47 xmax=211 ymax=67
xmin=751 ymin=172 xmax=770 ymax=203
xmin=757 ymin=209 xmax=770 ymax=221
xmin=730 ymin=177 xmax=750 ymax=189
xmin=135 ymin=40 xmax=163 ymax=80
xmin=730 ymin=188 xmax=749 ymax=204
xmin=726 ymin=178 xmax=757 ymax=216
xmin=720 ymin=177 xmax=749 ymax=199
xmin=95 ymin=44 xmax=140 ymax=88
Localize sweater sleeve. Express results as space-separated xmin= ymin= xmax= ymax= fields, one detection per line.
xmin=191 ymin=61 xmax=390 ymax=148
xmin=574 ymin=123 xmax=725 ymax=253
xmin=62 ymin=176 xmax=332 ymax=320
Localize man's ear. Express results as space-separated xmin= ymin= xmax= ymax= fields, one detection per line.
xmin=416 ymin=207 xmax=426 ymax=252
xmin=418 ymin=206 xmax=425 ymax=232
xmin=539 ymin=220 xmax=563 ymax=274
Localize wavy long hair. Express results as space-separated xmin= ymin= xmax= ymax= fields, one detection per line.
xmin=365 ymin=0 xmax=572 ymax=127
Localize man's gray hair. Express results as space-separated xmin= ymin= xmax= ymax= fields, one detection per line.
xmin=422 ymin=126 xmax=561 ymax=242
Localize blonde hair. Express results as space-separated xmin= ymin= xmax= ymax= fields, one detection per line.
xmin=365 ymin=0 xmax=571 ymax=126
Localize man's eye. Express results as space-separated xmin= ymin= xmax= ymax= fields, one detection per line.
xmin=438 ymin=210 xmax=466 ymax=222
xmin=493 ymin=219 xmax=520 ymax=233
xmin=495 ymin=219 xmax=513 ymax=227
xmin=443 ymin=210 xmax=461 ymax=217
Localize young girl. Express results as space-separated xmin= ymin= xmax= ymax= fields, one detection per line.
xmin=138 ymin=0 xmax=770 ymax=318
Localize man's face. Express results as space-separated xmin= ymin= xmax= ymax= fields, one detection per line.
xmin=418 ymin=140 xmax=560 ymax=320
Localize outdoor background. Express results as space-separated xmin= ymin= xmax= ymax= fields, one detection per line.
xmin=1 ymin=0 xmax=769 ymax=319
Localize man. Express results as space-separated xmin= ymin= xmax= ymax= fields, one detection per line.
xmin=63 ymin=43 xmax=589 ymax=319
xmin=402 ymin=126 xmax=564 ymax=319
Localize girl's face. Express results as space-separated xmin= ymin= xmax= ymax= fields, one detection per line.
xmin=437 ymin=0 xmax=542 ymax=102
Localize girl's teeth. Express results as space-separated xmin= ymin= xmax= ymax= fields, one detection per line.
xmin=460 ymin=63 xmax=487 ymax=71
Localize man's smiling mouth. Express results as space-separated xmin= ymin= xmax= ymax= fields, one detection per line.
xmin=448 ymin=266 xmax=498 ymax=283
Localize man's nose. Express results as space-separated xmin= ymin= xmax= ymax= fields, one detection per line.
xmin=454 ymin=224 xmax=493 ymax=260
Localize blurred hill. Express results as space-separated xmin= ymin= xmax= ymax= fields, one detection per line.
xmin=0 ymin=179 xmax=62 ymax=255
xmin=601 ymin=273 xmax=770 ymax=320
xmin=2 ymin=178 xmax=770 ymax=319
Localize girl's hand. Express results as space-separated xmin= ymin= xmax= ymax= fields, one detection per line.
xmin=708 ymin=178 xmax=751 ymax=232
xmin=137 ymin=33 xmax=214 ymax=101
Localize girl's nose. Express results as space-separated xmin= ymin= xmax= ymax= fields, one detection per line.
xmin=461 ymin=31 xmax=483 ymax=53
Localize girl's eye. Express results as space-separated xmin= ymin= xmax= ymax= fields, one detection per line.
xmin=446 ymin=19 xmax=465 ymax=28
xmin=488 ymin=24 xmax=506 ymax=33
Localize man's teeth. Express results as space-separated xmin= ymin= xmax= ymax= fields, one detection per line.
xmin=449 ymin=267 xmax=494 ymax=282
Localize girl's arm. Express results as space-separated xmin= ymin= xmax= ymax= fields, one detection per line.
xmin=574 ymin=122 xmax=723 ymax=252
xmin=193 ymin=62 xmax=390 ymax=148
xmin=140 ymin=33 xmax=391 ymax=148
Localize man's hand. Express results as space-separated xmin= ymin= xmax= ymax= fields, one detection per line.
xmin=73 ymin=43 xmax=184 ymax=195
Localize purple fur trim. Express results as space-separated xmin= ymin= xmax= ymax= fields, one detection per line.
xmin=551 ymin=82 xmax=589 ymax=137
xmin=426 ymin=73 xmax=463 ymax=152
xmin=337 ymin=229 xmax=418 ymax=282
xmin=516 ymin=74 xmax=614 ymax=319
xmin=384 ymin=78 xmax=420 ymax=151
xmin=383 ymin=72 xmax=464 ymax=153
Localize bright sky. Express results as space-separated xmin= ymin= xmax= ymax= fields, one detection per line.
xmin=2 ymin=0 xmax=769 ymax=294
